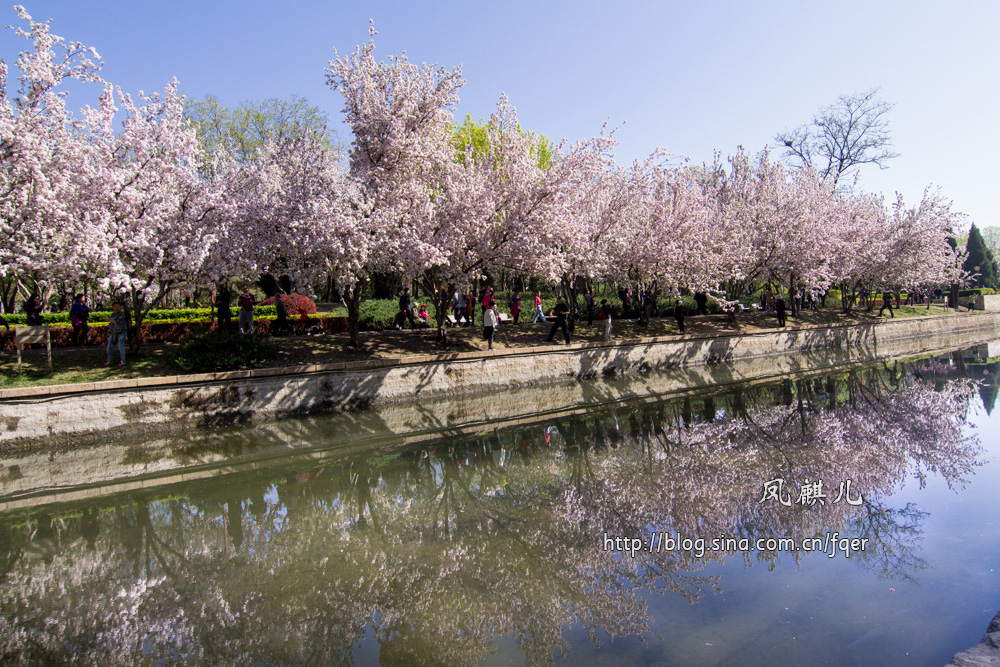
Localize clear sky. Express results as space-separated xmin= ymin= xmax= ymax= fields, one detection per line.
xmin=3 ymin=0 xmax=998 ymax=229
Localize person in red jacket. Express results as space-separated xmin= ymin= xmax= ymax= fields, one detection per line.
xmin=238 ymin=286 xmax=256 ymax=335
xmin=531 ymin=292 xmax=545 ymax=324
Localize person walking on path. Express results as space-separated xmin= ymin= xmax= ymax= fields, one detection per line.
xmin=509 ymin=292 xmax=522 ymax=324
xmin=70 ymin=294 xmax=90 ymax=346
xmin=216 ymin=282 xmax=232 ymax=332
xmin=878 ymin=290 xmax=895 ymax=318
xmin=531 ymin=292 xmax=545 ymax=323
xmin=105 ymin=301 xmax=130 ymax=367
xmin=600 ymin=299 xmax=613 ymax=342
xmin=238 ymin=286 xmax=256 ymax=335
xmin=546 ymin=296 xmax=571 ymax=344
xmin=673 ymin=299 xmax=685 ymax=334
xmin=483 ymin=302 xmax=499 ymax=349
xmin=776 ymin=296 xmax=787 ymax=327
xmin=585 ymin=292 xmax=596 ymax=325
xmin=453 ymin=291 xmax=467 ymax=326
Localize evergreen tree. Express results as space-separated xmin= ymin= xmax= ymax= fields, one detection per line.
xmin=963 ymin=223 xmax=998 ymax=289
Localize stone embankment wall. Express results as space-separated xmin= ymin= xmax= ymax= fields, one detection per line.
xmin=1 ymin=312 xmax=998 ymax=446
xmin=0 ymin=346 xmax=882 ymax=512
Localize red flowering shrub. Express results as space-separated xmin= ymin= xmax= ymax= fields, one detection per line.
xmin=260 ymin=293 xmax=317 ymax=316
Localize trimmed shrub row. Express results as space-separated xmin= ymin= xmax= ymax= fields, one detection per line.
xmin=0 ymin=305 xmax=297 ymax=326
xmin=173 ymin=331 xmax=278 ymax=373
xmin=0 ymin=316 xmax=349 ymax=351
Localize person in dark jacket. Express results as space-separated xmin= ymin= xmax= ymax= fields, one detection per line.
xmin=24 ymin=293 xmax=43 ymax=325
xmin=546 ymin=296 xmax=571 ymax=344
xmin=70 ymin=294 xmax=90 ymax=345
xmin=216 ymin=282 xmax=232 ymax=332
xmin=673 ymin=299 xmax=685 ymax=333
xmin=585 ymin=292 xmax=596 ymax=325
xmin=776 ymin=297 xmax=787 ymax=327
xmin=694 ymin=292 xmax=708 ymax=316
xmin=398 ymin=287 xmax=416 ymax=329
xmin=274 ymin=290 xmax=291 ymax=335
xmin=878 ymin=290 xmax=894 ymax=318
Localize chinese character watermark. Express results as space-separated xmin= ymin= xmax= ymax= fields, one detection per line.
xmin=760 ymin=478 xmax=864 ymax=506
xmin=761 ymin=478 xmax=792 ymax=506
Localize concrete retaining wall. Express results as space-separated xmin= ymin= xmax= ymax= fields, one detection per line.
xmin=981 ymin=294 xmax=1000 ymax=311
xmin=1 ymin=312 xmax=998 ymax=446
xmin=0 ymin=346 xmax=883 ymax=512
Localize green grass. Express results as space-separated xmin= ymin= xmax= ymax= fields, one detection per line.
xmin=0 ymin=345 xmax=179 ymax=389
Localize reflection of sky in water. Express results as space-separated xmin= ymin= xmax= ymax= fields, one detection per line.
xmin=542 ymin=407 xmax=1000 ymax=667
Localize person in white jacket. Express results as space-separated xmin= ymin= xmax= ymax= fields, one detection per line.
xmin=483 ymin=303 xmax=499 ymax=350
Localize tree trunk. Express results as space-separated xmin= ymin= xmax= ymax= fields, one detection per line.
xmin=324 ymin=274 xmax=334 ymax=303
xmin=344 ymin=282 xmax=364 ymax=348
xmin=0 ymin=277 xmax=17 ymax=314
xmin=58 ymin=284 xmax=70 ymax=312
xmin=421 ymin=276 xmax=450 ymax=347
xmin=560 ymin=275 xmax=579 ymax=331
xmin=128 ymin=280 xmax=169 ymax=353
xmin=788 ymin=272 xmax=798 ymax=318
xmin=41 ymin=282 xmax=56 ymax=316
xmin=840 ymin=280 xmax=853 ymax=313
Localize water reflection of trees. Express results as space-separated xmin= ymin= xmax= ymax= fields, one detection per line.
xmin=0 ymin=357 xmax=984 ymax=666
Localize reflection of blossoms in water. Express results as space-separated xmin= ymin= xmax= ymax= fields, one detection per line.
xmin=0 ymin=357 xmax=985 ymax=666
xmin=547 ymin=363 xmax=980 ymax=585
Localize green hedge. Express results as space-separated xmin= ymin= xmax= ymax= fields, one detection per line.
xmin=359 ymin=299 xmax=443 ymax=330
xmin=1 ymin=305 xmax=284 ymax=326
xmin=172 ymin=331 xmax=277 ymax=372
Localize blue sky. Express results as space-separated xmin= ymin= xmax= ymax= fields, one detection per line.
xmin=3 ymin=0 xmax=998 ymax=229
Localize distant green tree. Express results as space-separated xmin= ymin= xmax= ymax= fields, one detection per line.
xmin=963 ymin=223 xmax=999 ymax=289
xmin=184 ymin=95 xmax=345 ymax=298
xmin=453 ymin=115 xmax=552 ymax=169
xmin=184 ymin=95 xmax=342 ymax=168
xmin=981 ymin=226 xmax=1000 ymax=257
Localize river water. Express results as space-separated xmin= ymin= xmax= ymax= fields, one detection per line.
xmin=2 ymin=344 xmax=999 ymax=666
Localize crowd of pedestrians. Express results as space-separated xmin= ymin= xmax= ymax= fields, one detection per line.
xmin=1 ymin=281 xmax=966 ymax=371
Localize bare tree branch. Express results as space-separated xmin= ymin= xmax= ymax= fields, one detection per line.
xmin=775 ymin=88 xmax=898 ymax=186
